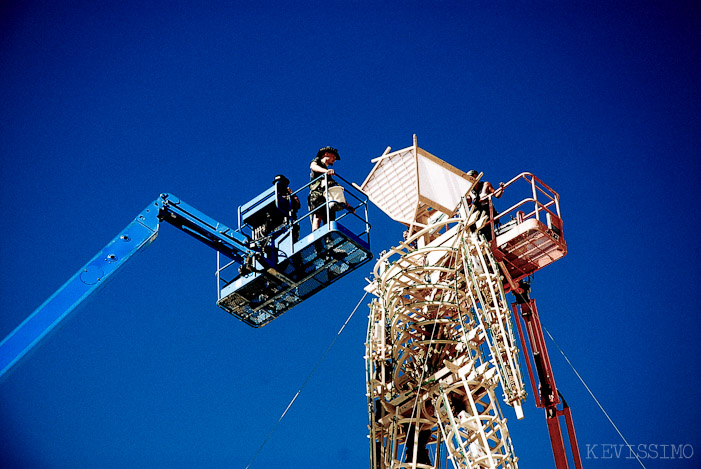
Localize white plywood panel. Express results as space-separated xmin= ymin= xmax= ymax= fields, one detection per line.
xmin=417 ymin=151 xmax=474 ymax=214
xmin=361 ymin=148 xmax=418 ymax=225
xmin=361 ymin=139 xmax=477 ymax=225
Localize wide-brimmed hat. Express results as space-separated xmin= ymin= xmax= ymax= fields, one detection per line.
xmin=317 ymin=146 xmax=340 ymax=160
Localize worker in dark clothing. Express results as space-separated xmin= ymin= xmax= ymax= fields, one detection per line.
xmin=309 ymin=146 xmax=353 ymax=231
xmin=272 ymin=174 xmax=300 ymax=242
xmin=467 ymin=170 xmax=505 ymax=241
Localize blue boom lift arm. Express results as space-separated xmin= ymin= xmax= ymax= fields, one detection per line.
xmin=0 ymin=180 xmax=373 ymax=379
xmin=0 ymin=193 xmax=250 ymax=378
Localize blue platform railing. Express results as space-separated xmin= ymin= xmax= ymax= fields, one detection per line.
xmin=215 ymin=173 xmax=372 ymax=327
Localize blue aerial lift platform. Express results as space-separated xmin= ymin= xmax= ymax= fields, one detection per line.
xmin=216 ymin=173 xmax=372 ymax=327
xmin=0 ymin=173 xmax=372 ymax=378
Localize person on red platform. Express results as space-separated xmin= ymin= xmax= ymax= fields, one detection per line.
xmin=467 ymin=169 xmax=505 ymax=241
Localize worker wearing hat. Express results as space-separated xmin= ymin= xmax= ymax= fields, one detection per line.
xmin=308 ymin=146 xmax=341 ymax=231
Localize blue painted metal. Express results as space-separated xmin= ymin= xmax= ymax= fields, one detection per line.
xmin=239 ymin=185 xmax=290 ymax=230
xmin=0 ymin=193 xmax=259 ymax=379
xmin=0 ymin=199 xmax=161 ymax=379
xmin=0 ymin=182 xmax=373 ymax=378
xmin=158 ymin=194 xmax=256 ymax=263
xmin=217 ymin=221 xmax=373 ymax=327
xmin=217 ymin=174 xmax=373 ymax=327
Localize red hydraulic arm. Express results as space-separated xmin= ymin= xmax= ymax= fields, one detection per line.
xmin=513 ymin=290 xmax=583 ymax=469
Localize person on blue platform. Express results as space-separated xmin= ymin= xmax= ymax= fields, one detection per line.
xmin=308 ymin=146 xmax=349 ymax=231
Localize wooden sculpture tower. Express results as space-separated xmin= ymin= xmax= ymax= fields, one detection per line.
xmin=360 ymin=136 xmax=573 ymax=468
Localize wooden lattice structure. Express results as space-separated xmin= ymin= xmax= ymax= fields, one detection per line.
xmin=361 ymin=136 xmax=576 ymax=468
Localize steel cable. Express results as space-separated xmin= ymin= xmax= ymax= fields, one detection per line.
xmin=245 ymin=290 xmax=369 ymax=469
xmin=543 ymin=327 xmax=647 ymax=469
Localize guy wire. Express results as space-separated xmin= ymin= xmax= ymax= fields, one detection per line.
xmin=543 ymin=327 xmax=647 ymax=469
xmin=245 ymin=291 xmax=369 ymax=469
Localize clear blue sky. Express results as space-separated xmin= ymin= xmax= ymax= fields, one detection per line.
xmin=1 ymin=1 xmax=699 ymax=468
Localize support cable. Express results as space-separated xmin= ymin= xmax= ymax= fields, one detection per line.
xmin=543 ymin=327 xmax=647 ymax=469
xmin=245 ymin=291 xmax=369 ymax=469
